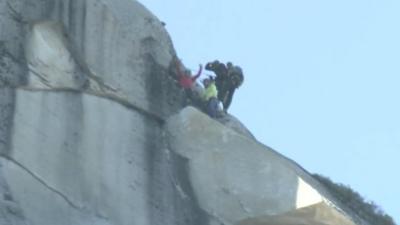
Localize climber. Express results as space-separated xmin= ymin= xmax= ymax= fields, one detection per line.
xmin=205 ymin=60 xmax=228 ymax=98
xmin=205 ymin=60 xmax=244 ymax=113
xmin=205 ymin=60 xmax=228 ymax=106
xmin=202 ymin=77 xmax=219 ymax=118
xmin=175 ymin=58 xmax=203 ymax=105
xmin=222 ymin=62 xmax=244 ymax=112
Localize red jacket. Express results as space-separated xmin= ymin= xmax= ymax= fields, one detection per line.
xmin=176 ymin=62 xmax=202 ymax=89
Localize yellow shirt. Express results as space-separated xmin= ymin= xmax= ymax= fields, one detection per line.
xmin=203 ymin=82 xmax=218 ymax=101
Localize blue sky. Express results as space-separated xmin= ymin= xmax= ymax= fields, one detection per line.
xmin=140 ymin=0 xmax=400 ymax=222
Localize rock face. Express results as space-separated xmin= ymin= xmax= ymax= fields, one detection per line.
xmin=0 ymin=1 xmax=200 ymax=224
xmin=166 ymin=107 xmax=364 ymax=225
xmin=0 ymin=0 xmax=367 ymax=225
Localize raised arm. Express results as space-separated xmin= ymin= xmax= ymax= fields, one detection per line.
xmin=192 ymin=64 xmax=203 ymax=81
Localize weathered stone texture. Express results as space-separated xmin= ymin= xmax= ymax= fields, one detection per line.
xmin=0 ymin=0 xmax=197 ymax=224
xmin=0 ymin=91 xmax=206 ymax=225
xmin=0 ymin=0 xmax=368 ymax=225
xmin=166 ymin=107 xmax=360 ymax=225
xmin=1 ymin=0 xmax=182 ymax=118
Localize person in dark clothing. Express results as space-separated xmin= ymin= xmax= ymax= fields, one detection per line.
xmin=205 ymin=60 xmax=228 ymax=83
xmin=222 ymin=62 xmax=244 ymax=112
xmin=205 ymin=60 xmax=244 ymax=112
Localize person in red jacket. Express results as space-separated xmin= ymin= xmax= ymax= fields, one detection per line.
xmin=175 ymin=58 xmax=203 ymax=105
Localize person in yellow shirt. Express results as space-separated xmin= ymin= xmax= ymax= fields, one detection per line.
xmin=202 ymin=78 xmax=219 ymax=118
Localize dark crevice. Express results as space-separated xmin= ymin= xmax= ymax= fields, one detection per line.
xmin=0 ymin=41 xmax=27 ymax=87
xmin=18 ymin=86 xmax=165 ymax=125
xmin=0 ymin=42 xmax=23 ymax=65
xmin=0 ymin=88 xmax=15 ymax=156
xmin=165 ymin=148 xmax=211 ymax=225
xmin=26 ymin=68 xmax=51 ymax=87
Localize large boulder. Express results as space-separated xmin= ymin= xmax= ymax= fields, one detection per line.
xmin=166 ymin=107 xmax=360 ymax=225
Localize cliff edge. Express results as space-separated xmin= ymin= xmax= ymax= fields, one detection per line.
xmin=0 ymin=0 xmax=367 ymax=225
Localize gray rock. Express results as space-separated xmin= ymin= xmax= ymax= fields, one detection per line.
xmin=1 ymin=0 xmax=183 ymax=118
xmin=0 ymin=0 xmax=198 ymax=225
xmin=217 ymin=113 xmax=255 ymax=139
xmin=0 ymin=90 xmax=207 ymax=225
xmin=166 ymin=107 xmax=360 ymax=225
xmin=0 ymin=161 xmax=28 ymax=225
xmin=0 ymin=0 xmax=368 ymax=225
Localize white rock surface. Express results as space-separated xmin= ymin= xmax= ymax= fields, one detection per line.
xmin=166 ymin=107 xmax=358 ymax=225
xmin=25 ymin=21 xmax=86 ymax=89
xmin=237 ymin=202 xmax=355 ymax=225
xmin=3 ymin=90 xmax=157 ymax=225
xmin=0 ymin=90 xmax=208 ymax=225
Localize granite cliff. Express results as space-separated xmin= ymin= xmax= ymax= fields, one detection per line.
xmin=0 ymin=0 xmax=369 ymax=224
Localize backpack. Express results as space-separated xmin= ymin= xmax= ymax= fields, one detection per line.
xmin=230 ymin=66 xmax=244 ymax=88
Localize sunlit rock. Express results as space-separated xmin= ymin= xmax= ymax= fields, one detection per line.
xmin=167 ymin=107 xmax=358 ymax=225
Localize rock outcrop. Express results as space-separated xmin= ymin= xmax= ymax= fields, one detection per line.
xmin=0 ymin=0 xmax=368 ymax=225
xmin=167 ymin=107 xmax=363 ymax=225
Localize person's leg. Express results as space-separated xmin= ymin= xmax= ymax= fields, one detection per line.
xmin=217 ymin=80 xmax=227 ymax=101
xmin=223 ymin=88 xmax=235 ymax=112
xmin=185 ymin=89 xmax=194 ymax=103
xmin=181 ymin=88 xmax=196 ymax=106
xmin=207 ymin=98 xmax=218 ymax=118
xmin=180 ymin=89 xmax=188 ymax=106
xmin=207 ymin=100 xmax=213 ymax=118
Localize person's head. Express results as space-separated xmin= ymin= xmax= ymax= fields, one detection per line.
xmin=206 ymin=60 xmax=219 ymax=70
xmin=185 ymin=69 xmax=191 ymax=77
xmin=202 ymin=78 xmax=210 ymax=87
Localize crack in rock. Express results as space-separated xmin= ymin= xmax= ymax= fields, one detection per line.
xmin=0 ymin=154 xmax=81 ymax=210
xmin=27 ymin=66 xmax=52 ymax=88
xmin=6 ymin=1 xmax=27 ymax=24
xmin=0 ymin=42 xmax=23 ymax=65
xmin=18 ymin=87 xmax=166 ymax=125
